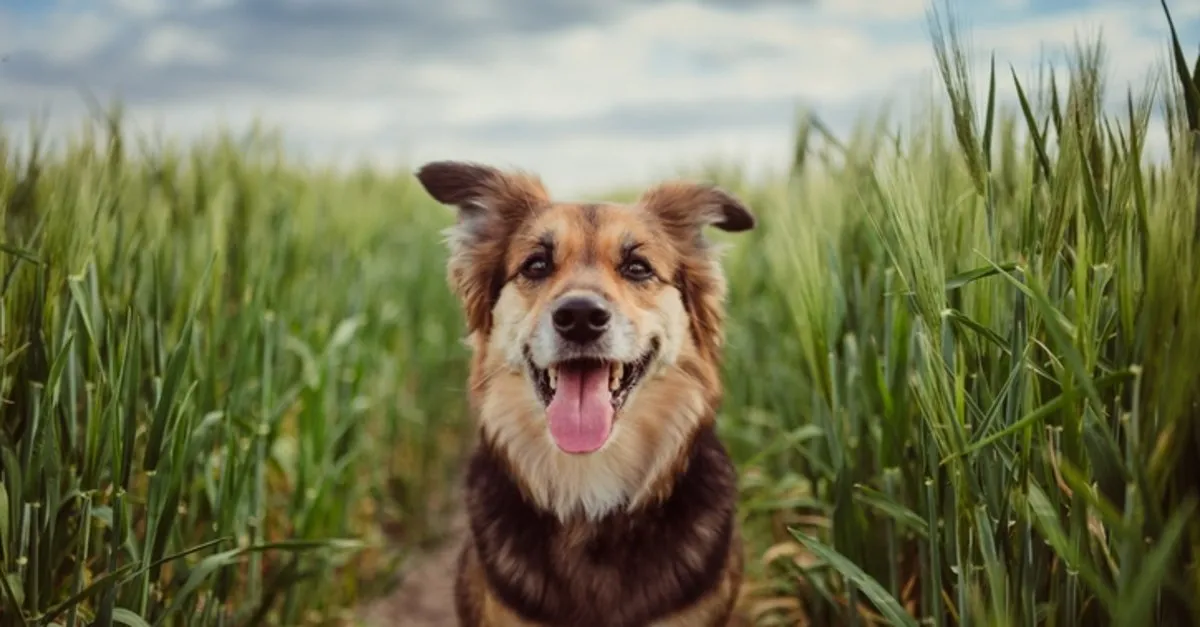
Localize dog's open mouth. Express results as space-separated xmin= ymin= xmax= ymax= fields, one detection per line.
xmin=526 ymin=339 xmax=659 ymax=454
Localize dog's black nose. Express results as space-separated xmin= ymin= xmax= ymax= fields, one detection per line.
xmin=552 ymin=295 xmax=611 ymax=344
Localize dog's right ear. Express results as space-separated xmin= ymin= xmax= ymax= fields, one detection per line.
xmin=415 ymin=160 xmax=550 ymax=332
xmin=416 ymin=160 xmax=549 ymax=231
xmin=416 ymin=161 xmax=503 ymax=218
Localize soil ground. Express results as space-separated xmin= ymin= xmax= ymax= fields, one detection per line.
xmin=356 ymin=509 xmax=467 ymax=627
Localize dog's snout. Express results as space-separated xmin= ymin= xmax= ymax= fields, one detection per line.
xmin=551 ymin=295 xmax=611 ymax=344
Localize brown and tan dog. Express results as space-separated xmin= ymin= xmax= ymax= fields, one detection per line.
xmin=414 ymin=160 xmax=754 ymax=627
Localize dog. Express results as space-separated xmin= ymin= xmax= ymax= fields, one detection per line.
xmin=414 ymin=160 xmax=755 ymax=627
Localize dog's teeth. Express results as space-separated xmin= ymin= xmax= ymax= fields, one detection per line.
xmin=609 ymin=363 xmax=624 ymax=391
xmin=548 ymin=367 xmax=558 ymax=391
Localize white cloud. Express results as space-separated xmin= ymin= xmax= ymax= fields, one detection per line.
xmin=111 ymin=0 xmax=168 ymax=19
xmin=822 ymin=0 xmax=931 ymax=21
xmin=410 ymin=3 xmax=917 ymax=126
xmin=141 ymin=24 xmax=227 ymax=67
xmin=1 ymin=0 xmax=1195 ymax=195
xmin=21 ymin=12 xmax=121 ymax=64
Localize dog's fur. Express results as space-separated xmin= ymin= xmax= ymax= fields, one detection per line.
xmin=414 ymin=160 xmax=755 ymax=627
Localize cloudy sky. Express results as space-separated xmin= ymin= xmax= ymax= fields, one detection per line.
xmin=2 ymin=0 xmax=1198 ymax=195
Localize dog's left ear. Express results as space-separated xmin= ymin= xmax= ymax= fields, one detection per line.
xmin=415 ymin=160 xmax=550 ymax=332
xmin=639 ymin=182 xmax=753 ymax=359
xmin=638 ymin=181 xmax=755 ymax=239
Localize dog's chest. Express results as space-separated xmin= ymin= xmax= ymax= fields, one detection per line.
xmin=551 ymin=516 xmax=648 ymax=573
xmin=465 ymin=426 xmax=738 ymax=626
xmin=536 ymin=514 xmax=728 ymax=625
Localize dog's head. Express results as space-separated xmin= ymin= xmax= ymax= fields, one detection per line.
xmin=416 ymin=160 xmax=753 ymax=518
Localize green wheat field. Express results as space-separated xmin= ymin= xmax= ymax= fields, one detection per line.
xmin=3 ymin=4 xmax=1200 ymax=627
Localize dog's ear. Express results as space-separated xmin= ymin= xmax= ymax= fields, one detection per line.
xmin=415 ymin=160 xmax=550 ymax=332
xmin=638 ymin=182 xmax=753 ymax=360
xmin=638 ymin=181 xmax=755 ymax=240
xmin=416 ymin=160 xmax=549 ymax=229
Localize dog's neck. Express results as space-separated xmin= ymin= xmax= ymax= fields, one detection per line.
xmin=479 ymin=411 xmax=715 ymax=523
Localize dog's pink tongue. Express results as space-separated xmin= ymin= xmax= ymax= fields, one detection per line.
xmin=547 ymin=366 xmax=613 ymax=454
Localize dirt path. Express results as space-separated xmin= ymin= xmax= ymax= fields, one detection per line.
xmin=357 ymin=509 xmax=467 ymax=627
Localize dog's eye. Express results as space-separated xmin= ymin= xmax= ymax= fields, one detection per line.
xmin=520 ymin=253 xmax=553 ymax=280
xmin=620 ymin=259 xmax=654 ymax=282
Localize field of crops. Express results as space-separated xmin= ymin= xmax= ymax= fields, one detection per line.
xmin=3 ymin=6 xmax=1200 ymax=627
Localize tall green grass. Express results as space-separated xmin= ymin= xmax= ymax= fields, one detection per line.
xmin=1 ymin=2 xmax=1199 ymax=626
xmin=725 ymin=4 xmax=1200 ymax=626
xmin=1 ymin=119 xmax=471 ymax=625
